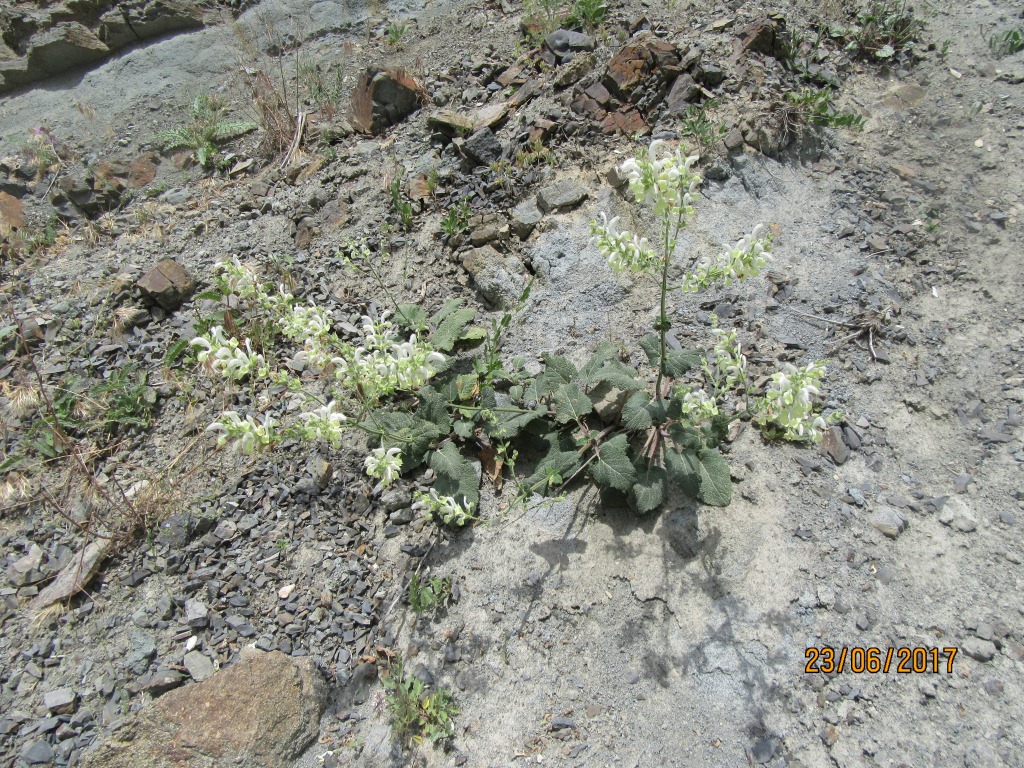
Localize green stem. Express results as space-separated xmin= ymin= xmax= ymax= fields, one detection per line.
xmin=654 ymin=201 xmax=688 ymax=403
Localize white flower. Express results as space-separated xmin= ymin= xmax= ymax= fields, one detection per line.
xmin=299 ymin=401 xmax=347 ymax=446
xmin=207 ymin=411 xmax=277 ymax=453
xmin=756 ymin=361 xmax=828 ymax=442
xmin=619 ymin=140 xmax=702 ymax=218
xmin=413 ymin=489 xmax=472 ymax=526
xmin=589 ymin=213 xmax=660 ymax=273
xmin=191 ymin=326 xmax=268 ymax=381
xmin=681 ymin=225 xmax=772 ymax=293
xmin=703 ymin=323 xmax=748 ymax=392
xmin=677 ymin=386 xmax=720 ymax=422
xmin=364 ymin=446 xmax=403 ymax=487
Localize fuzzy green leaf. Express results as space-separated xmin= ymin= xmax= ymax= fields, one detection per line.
xmin=540 ymin=353 xmax=578 ymax=386
xmin=487 ymin=406 xmax=544 ymax=439
xmin=416 ymin=387 xmax=452 ymax=433
xmin=429 ymin=299 xmax=466 ymax=326
xmin=429 ymin=443 xmax=480 ymax=509
xmin=395 ymin=304 xmax=428 ymax=331
xmin=639 ymin=333 xmax=661 ymax=367
xmin=621 ymin=391 xmax=653 ymax=431
xmin=163 ymin=338 xmax=190 ymax=368
xmin=578 ymin=341 xmax=619 ymax=384
xmin=209 ymin=120 xmax=258 ymax=141
xmin=453 ymin=419 xmax=474 ymax=439
xmin=459 ymin=326 xmax=488 ymax=343
xmin=695 ymin=448 xmax=731 ymax=506
xmin=665 ymin=447 xmax=700 ymax=498
xmin=432 ymin=307 xmax=477 ymax=352
xmin=629 ymin=464 xmax=668 ymax=514
xmin=588 ymin=360 xmax=645 ymax=392
xmin=363 ymin=411 xmax=442 ymax=470
xmin=552 ymin=383 xmax=592 ymax=424
xmin=664 ymin=350 xmax=703 ymax=378
xmin=523 ymin=449 xmax=581 ymax=494
xmin=589 ymin=434 xmax=636 ymax=491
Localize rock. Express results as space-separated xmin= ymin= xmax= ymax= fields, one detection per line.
xmin=962 ymin=637 xmax=996 ymax=662
xmin=822 ymin=426 xmax=850 ymax=465
xmin=462 ymin=127 xmax=504 ymax=167
xmin=868 ymin=507 xmax=907 ymax=539
xmin=137 ymin=259 xmax=196 ymax=311
xmin=511 ymin=199 xmax=542 ymax=239
xmin=43 ymin=687 xmax=78 ymax=714
xmin=553 ymin=52 xmax=596 ymax=89
xmin=352 ymin=68 xmax=423 ymax=134
xmin=735 ymin=16 xmax=788 ymax=59
xmin=142 ymin=668 xmax=186 ymax=695
xmin=427 ymin=110 xmax=474 ymax=138
xmin=21 ymin=740 xmax=55 ymax=765
xmin=124 ymin=632 xmax=157 ymax=676
xmin=545 ymin=29 xmax=596 ymax=59
xmin=156 ymin=513 xmax=195 ymax=548
xmin=600 ymin=107 xmax=649 ymax=136
xmin=184 ymin=599 xmax=209 ymax=629
xmin=30 ymin=539 xmax=110 ymax=614
xmin=665 ymin=73 xmax=700 ymax=114
xmin=183 ymin=651 xmax=215 ymax=682
xmin=82 ymin=651 xmax=327 ymax=768
xmin=938 ymin=497 xmax=979 ymax=532
xmin=603 ymin=35 xmax=679 ymax=100
xmin=537 ymin=180 xmax=588 ymax=212
xmin=462 ymin=246 xmax=527 ymax=309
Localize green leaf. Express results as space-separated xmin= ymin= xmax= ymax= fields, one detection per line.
xmin=459 ymin=326 xmax=488 ymax=343
xmin=639 ymin=333 xmax=661 ymax=367
xmin=664 ymin=350 xmax=703 ymax=378
xmin=540 ymin=353 xmax=577 ymax=386
xmin=429 ymin=443 xmax=480 ymax=509
xmin=578 ymin=341 xmax=619 ymax=384
xmin=589 ymin=434 xmax=636 ymax=492
xmin=665 ymin=447 xmax=700 ymax=498
xmin=455 ymin=373 xmax=479 ymax=401
xmin=695 ymin=448 xmax=732 ymax=506
xmin=163 ymin=338 xmax=190 ymax=368
xmin=487 ymin=406 xmax=543 ymax=439
xmin=362 ymin=411 xmax=443 ymax=470
xmin=587 ymin=360 xmax=645 ymax=392
xmin=432 ymin=307 xmax=477 ymax=352
xmin=621 ymin=391 xmax=653 ymax=432
xmin=522 ymin=449 xmax=581 ymax=494
xmin=552 ymin=383 xmax=592 ymax=424
xmin=629 ymin=464 xmax=667 ymax=514
xmin=395 ymin=304 xmax=428 ymax=330
xmin=429 ymin=299 xmax=466 ymax=326
xmin=453 ymin=419 xmax=474 ymax=439
xmin=416 ymin=387 xmax=452 ymax=433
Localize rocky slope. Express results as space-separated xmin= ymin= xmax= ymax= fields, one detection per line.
xmin=1 ymin=0 xmax=1023 ymax=766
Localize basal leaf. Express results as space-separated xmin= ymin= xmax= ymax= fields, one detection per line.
xmin=428 ymin=299 xmax=465 ymax=326
xmin=552 ymin=383 xmax=592 ymax=424
xmin=696 ymin=448 xmax=732 ymax=506
xmin=540 ymin=353 xmax=578 ymax=386
xmin=621 ymin=391 xmax=653 ymax=432
xmin=578 ymin=341 xmax=619 ymax=384
xmin=416 ymin=386 xmax=452 ymax=432
xmin=522 ymin=449 xmax=581 ymax=494
xmin=588 ymin=360 xmax=645 ymax=392
xmin=639 ymin=333 xmax=661 ymax=367
xmin=665 ymin=447 xmax=700 ymax=498
xmin=432 ymin=307 xmax=477 ymax=352
xmin=429 ymin=442 xmax=480 ymax=508
xmin=589 ymin=434 xmax=636 ymax=492
xmin=363 ymin=411 xmax=443 ymax=470
xmin=629 ymin=464 xmax=667 ymax=514
xmin=395 ymin=303 xmax=428 ymax=330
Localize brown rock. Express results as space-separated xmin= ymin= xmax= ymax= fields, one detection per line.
xmin=0 ymin=191 xmax=24 ymax=233
xmin=600 ymin=107 xmax=649 ymax=136
xmin=584 ymin=81 xmax=611 ymax=105
xmin=822 ymin=426 xmax=850 ymax=465
xmin=553 ymin=52 xmax=596 ymax=89
xmin=351 ymin=68 xmax=423 ymax=134
xmin=603 ymin=35 xmax=679 ymax=100
xmin=495 ymin=64 xmax=526 ymax=87
xmin=426 ymin=110 xmax=474 ymax=137
xmin=82 ymin=651 xmax=327 ymax=768
xmin=508 ymin=78 xmax=541 ymax=108
xmin=137 ymin=259 xmax=196 ymax=311
xmin=127 ymin=153 xmax=158 ymax=188
xmin=570 ymin=93 xmax=605 ymax=121
xmin=474 ymin=102 xmax=509 ymax=132
xmin=735 ymin=16 xmax=787 ymax=59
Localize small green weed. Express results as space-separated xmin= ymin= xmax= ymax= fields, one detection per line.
xmin=514 ymin=138 xmax=555 ymax=169
xmin=382 ymin=656 xmax=458 ymax=747
xmin=987 ymin=27 xmax=1024 ymax=57
xmin=385 ymin=21 xmax=410 ymax=46
xmin=390 ymin=169 xmax=415 ymax=232
xmin=440 ymin=202 xmax=471 ymax=237
xmin=844 ymin=0 xmax=923 ymax=60
xmin=568 ymin=0 xmax=606 ymax=31
xmin=407 ymin=573 xmax=451 ymax=613
xmin=679 ymin=102 xmax=727 ymax=151
xmin=155 ymin=93 xmax=258 ymax=170
xmin=782 ymin=88 xmax=865 ymax=135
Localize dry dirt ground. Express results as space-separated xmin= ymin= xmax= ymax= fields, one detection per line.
xmin=1 ymin=0 xmax=1023 ymax=767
